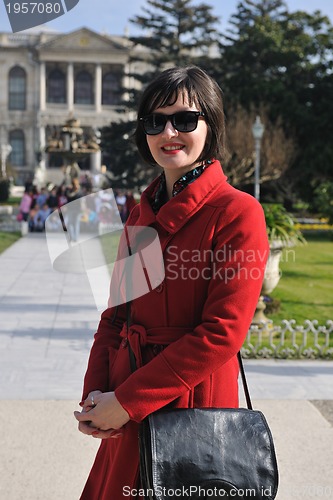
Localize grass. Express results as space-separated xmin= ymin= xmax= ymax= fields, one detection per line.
xmin=0 ymin=231 xmax=21 ymax=254
xmin=0 ymin=197 xmax=21 ymax=206
xmin=267 ymin=234 xmax=333 ymax=325
xmin=99 ymin=229 xmax=123 ymax=276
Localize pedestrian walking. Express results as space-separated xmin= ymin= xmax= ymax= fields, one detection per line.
xmin=65 ymin=178 xmax=83 ymax=242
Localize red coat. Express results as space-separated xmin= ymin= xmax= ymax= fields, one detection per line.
xmin=80 ymin=160 xmax=269 ymax=499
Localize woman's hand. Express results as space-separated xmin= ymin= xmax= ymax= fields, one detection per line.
xmin=75 ymin=390 xmax=102 ymax=437
xmin=82 ymin=390 xmax=103 ymax=412
xmin=74 ymin=391 xmax=130 ymax=439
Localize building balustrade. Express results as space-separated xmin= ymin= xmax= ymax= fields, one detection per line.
xmin=242 ymin=319 xmax=333 ymax=359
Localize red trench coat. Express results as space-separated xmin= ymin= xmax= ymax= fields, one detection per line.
xmin=79 ymin=160 xmax=269 ymax=499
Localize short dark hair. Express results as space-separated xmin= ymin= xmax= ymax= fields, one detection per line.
xmin=135 ymin=66 xmax=226 ymax=166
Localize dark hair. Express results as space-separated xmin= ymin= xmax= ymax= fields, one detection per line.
xmin=135 ymin=66 xmax=226 ymax=166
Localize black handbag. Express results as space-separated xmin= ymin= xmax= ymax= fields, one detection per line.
xmin=128 ymin=332 xmax=278 ymax=500
xmin=138 ymin=399 xmax=278 ymax=500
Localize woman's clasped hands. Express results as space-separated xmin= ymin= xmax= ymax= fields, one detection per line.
xmin=74 ymin=390 xmax=130 ymax=439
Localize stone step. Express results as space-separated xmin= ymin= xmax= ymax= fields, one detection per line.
xmin=0 ymin=211 xmax=22 ymax=232
xmin=0 ymin=221 xmax=22 ymax=232
xmin=0 ymin=205 xmax=13 ymax=215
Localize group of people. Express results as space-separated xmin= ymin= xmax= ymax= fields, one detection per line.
xmin=18 ymin=185 xmax=60 ymax=232
xmin=18 ymin=176 xmax=137 ymax=237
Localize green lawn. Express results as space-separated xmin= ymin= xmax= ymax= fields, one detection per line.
xmin=99 ymin=230 xmax=123 ymax=275
xmin=0 ymin=197 xmax=21 ymax=206
xmin=0 ymin=231 xmax=21 ymax=254
xmin=268 ymin=234 xmax=333 ymax=324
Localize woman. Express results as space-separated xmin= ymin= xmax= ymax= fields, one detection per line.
xmin=18 ymin=189 xmax=33 ymax=221
xmin=74 ymin=66 xmax=269 ymax=499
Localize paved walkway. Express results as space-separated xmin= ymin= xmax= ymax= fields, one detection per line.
xmin=0 ymin=233 xmax=332 ymax=499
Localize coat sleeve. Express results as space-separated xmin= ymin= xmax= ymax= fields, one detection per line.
xmin=80 ymin=304 xmax=125 ymax=402
xmin=115 ymin=196 xmax=269 ymax=421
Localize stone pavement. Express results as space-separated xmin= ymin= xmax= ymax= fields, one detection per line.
xmin=0 ymin=233 xmax=332 ymax=499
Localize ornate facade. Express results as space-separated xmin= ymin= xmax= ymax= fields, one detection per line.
xmin=0 ymin=27 xmax=135 ymax=185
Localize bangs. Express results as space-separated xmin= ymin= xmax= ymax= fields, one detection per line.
xmin=145 ymin=83 xmax=200 ymax=114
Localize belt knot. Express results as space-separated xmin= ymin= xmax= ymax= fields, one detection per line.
xmin=120 ymin=323 xmax=148 ymax=368
xmin=127 ymin=324 xmax=148 ymax=346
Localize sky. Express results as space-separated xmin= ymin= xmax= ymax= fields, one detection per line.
xmin=0 ymin=0 xmax=333 ymax=36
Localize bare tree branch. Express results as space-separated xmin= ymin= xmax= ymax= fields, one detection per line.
xmin=224 ymin=105 xmax=298 ymax=187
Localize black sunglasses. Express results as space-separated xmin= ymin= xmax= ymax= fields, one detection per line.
xmin=139 ymin=111 xmax=205 ymax=135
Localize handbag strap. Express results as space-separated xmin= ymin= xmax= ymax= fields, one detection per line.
xmin=237 ymin=351 xmax=253 ymax=410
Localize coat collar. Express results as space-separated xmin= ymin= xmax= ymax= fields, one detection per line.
xmin=135 ymin=160 xmax=228 ymax=233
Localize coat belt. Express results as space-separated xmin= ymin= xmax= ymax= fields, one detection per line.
xmin=120 ymin=323 xmax=193 ymax=368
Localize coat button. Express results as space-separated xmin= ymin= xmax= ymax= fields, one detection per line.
xmin=154 ymin=280 xmax=164 ymax=293
xmin=152 ymin=344 xmax=165 ymax=355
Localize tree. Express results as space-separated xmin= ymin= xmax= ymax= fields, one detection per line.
xmin=288 ymin=63 xmax=333 ymax=204
xmin=130 ymin=0 xmax=219 ymax=69
xmin=100 ymin=0 xmax=221 ymax=188
xmin=313 ymin=181 xmax=333 ymax=224
xmin=218 ymin=0 xmax=333 ymax=202
xmin=225 ymin=105 xmax=297 ymax=189
xmin=219 ymin=0 xmax=290 ymax=110
xmin=100 ymin=120 xmax=147 ymax=190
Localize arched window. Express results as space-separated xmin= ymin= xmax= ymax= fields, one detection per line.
xmin=47 ymin=69 xmax=66 ymax=103
xmin=8 ymin=66 xmax=26 ymax=110
xmin=102 ymin=72 xmax=120 ymax=105
xmin=74 ymin=70 xmax=93 ymax=104
xmin=9 ymin=129 xmax=25 ymax=166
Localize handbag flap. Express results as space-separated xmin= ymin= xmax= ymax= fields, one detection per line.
xmin=141 ymin=408 xmax=278 ymax=500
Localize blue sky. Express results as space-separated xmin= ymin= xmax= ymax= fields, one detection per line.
xmin=0 ymin=0 xmax=332 ymax=35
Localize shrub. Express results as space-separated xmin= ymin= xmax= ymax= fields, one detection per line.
xmin=262 ymin=203 xmax=306 ymax=247
xmin=0 ymin=178 xmax=10 ymax=202
xmin=313 ymin=181 xmax=333 ymax=224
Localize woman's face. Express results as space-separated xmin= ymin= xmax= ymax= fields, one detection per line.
xmin=146 ymin=92 xmax=208 ymax=176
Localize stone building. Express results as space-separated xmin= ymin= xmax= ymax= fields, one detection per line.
xmin=0 ymin=27 xmax=134 ymax=185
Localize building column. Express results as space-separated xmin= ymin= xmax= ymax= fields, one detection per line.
xmin=39 ymin=125 xmax=46 ymax=168
xmin=95 ymin=63 xmax=102 ymax=113
xmin=67 ymin=62 xmax=74 ymax=112
xmin=124 ymin=61 xmax=135 ymax=103
xmin=90 ymin=150 xmax=101 ymax=172
xmin=40 ymin=62 xmax=46 ymax=111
